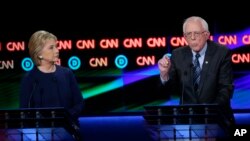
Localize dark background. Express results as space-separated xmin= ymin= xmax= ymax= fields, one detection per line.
xmin=1 ymin=6 xmax=250 ymax=115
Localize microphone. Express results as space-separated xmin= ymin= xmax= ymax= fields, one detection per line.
xmin=181 ymin=70 xmax=187 ymax=105
xmin=181 ymin=64 xmax=193 ymax=105
xmin=28 ymin=80 xmax=38 ymax=108
xmin=40 ymin=88 xmax=44 ymax=106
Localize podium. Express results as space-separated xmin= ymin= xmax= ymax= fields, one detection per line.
xmin=0 ymin=107 xmax=80 ymax=141
xmin=143 ymin=104 xmax=230 ymax=140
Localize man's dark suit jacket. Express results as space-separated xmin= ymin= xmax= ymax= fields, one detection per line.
xmin=163 ymin=40 xmax=235 ymax=125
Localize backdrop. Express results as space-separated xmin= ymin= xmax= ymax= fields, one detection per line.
xmin=1 ymin=15 xmax=249 ymax=115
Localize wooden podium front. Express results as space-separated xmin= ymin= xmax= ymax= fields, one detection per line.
xmin=143 ymin=104 xmax=230 ymax=140
xmin=0 ymin=108 xmax=80 ymax=141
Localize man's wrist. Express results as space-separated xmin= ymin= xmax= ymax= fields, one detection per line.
xmin=160 ymin=73 xmax=169 ymax=82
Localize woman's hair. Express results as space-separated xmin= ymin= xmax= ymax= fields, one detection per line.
xmin=28 ymin=30 xmax=57 ymax=66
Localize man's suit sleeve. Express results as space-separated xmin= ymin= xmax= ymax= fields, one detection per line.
xmin=215 ymin=48 xmax=234 ymax=105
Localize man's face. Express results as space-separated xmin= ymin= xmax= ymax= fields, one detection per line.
xmin=183 ymin=21 xmax=210 ymax=52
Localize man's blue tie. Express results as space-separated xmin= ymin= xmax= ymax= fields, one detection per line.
xmin=193 ymin=53 xmax=201 ymax=92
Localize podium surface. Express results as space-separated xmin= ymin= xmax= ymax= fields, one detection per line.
xmin=144 ymin=104 xmax=230 ymax=140
xmin=0 ymin=108 xmax=79 ymax=141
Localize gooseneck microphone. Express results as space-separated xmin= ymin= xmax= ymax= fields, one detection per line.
xmin=181 ymin=70 xmax=187 ymax=105
xmin=181 ymin=63 xmax=193 ymax=105
xmin=28 ymin=80 xmax=38 ymax=108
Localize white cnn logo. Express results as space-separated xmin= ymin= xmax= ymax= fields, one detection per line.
xmin=234 ymin=129 xmax=247 ymax=136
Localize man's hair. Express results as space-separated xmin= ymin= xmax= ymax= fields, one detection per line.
xmin=183 ymin=16 xmax=209 ymax=33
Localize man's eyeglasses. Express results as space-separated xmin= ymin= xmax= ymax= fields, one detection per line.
xmin=184 ymin=31 xmax=206 ymax=39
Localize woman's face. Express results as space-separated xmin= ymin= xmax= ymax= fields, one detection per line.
xmin=40 ymin=39 xmax=59 ymax=64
